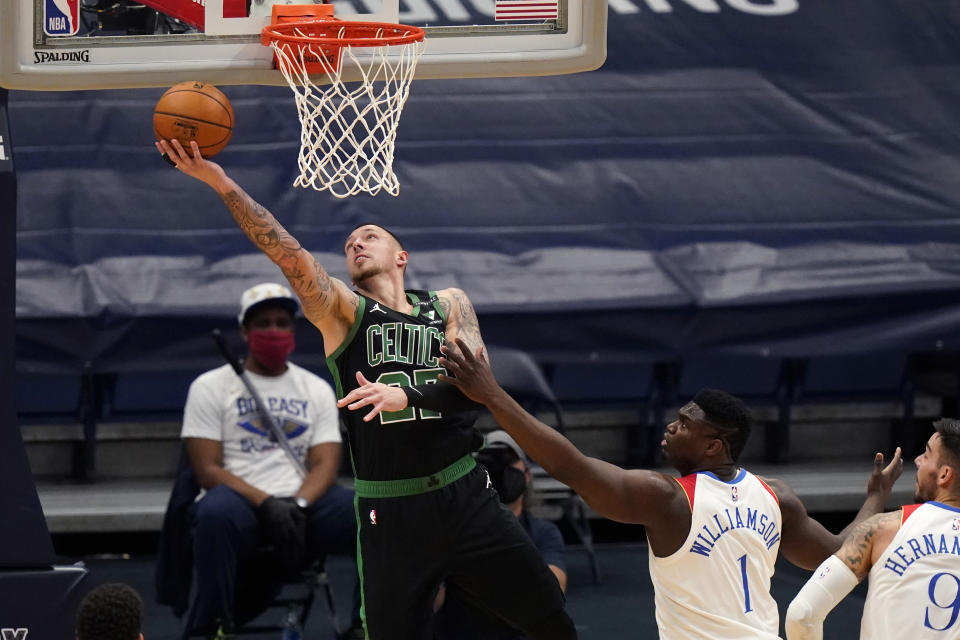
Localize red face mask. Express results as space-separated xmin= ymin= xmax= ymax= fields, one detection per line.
xmin=247 ymin=330 xmax=295 ymax=370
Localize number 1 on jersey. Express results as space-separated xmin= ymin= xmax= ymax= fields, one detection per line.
xmin=737 ymin=554 xmax=753 ymax=614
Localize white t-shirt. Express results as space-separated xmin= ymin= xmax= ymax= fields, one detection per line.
xmin=181 ymin=363 xmax=341 ymax=497
xmin=648 ymin=469 xmax=783 ymax=640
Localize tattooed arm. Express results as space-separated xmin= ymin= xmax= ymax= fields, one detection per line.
xmin=438 ymin=287 xmax=486 ymax=357
xmin=215 ymin=183 xmax=354 ymax=329
xmin=836 ymin=509 xmax=900 ymax=579
xmin=155 ymin=139 xmax=357 ymax=347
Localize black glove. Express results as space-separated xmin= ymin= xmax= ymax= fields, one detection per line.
xmin=256 ymin=496 xmax=307 ymax=576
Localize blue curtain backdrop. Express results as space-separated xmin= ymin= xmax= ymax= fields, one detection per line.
xmin=10 ymin=0 xmax=960 ymax=372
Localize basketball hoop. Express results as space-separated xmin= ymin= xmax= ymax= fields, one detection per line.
xmin=262 ymin=7 xmax=425 ymax=198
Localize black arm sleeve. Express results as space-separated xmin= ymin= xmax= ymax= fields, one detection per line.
xmin=402 ymin=381 xmax=485 ymax=413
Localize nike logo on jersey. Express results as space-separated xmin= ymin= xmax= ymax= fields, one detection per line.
xmin=370 ymin=303 xmax=388 ymax=314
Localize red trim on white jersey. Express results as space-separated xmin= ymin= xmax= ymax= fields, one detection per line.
xmin=756 ymin=477 xmax=779 ymax=505
xmin=900 ymin=503 xmax=921 ymax=524
xmin=675 ymin=474 xmax=698 ymax=511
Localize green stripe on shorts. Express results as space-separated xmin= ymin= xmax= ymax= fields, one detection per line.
xmin=353 ymin=454 xmax=477 ymax=498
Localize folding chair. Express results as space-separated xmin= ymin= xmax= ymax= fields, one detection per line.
xmin=156 ymin=446 xmax=336 ymax=639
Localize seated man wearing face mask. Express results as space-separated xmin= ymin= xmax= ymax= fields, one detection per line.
xmin=181 ymin=282 xmax=362 ymax=638
xmin=433 ymin=431 xmax=567 ymax=639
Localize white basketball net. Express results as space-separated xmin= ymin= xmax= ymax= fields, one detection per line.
xmin=270 ymin=27 xmax=424 ymax=198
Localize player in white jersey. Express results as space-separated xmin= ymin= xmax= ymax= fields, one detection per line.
xmin=649 ymin=467 xmax=783 ymax=639
xmin=786 ymin=418 xmax=960 ymax=640
xmin=437 ymin=339 xmax=904 ymax=640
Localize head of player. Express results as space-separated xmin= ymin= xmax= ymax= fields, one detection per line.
xmin=913 ymin=417 xmax=960 ymax=503
xmin=237 ymin=282 xmax=299 ymax=376
xmin=660 ymin=388 xmax=752 ymax=477
xmin=75 ymin=583 xmax=143 ymax=640
xmin=343 ymin=224 xmax=407 ymax=288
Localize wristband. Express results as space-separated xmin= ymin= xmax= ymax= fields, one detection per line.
xmin=402 ymin=381 xmax=483 ymax=413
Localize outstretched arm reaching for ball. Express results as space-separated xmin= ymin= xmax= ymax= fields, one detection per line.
xmin=156 ymin=139 xmax=357 ymax=348
xmin=437 ymin=338 xmax=695 ymax=545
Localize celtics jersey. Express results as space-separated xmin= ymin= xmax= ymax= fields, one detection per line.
xmin=327 ymin=290 xmax=483 ymax=481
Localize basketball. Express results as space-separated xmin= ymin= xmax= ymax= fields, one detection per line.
xmin=153 ymin=81 xmax=234 ymax=158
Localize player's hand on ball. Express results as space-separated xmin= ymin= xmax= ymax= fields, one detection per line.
xmin=155 ymin=139 xmax=225 ymax=185
xmin=338 ymin=371 xmax=409 ymax=422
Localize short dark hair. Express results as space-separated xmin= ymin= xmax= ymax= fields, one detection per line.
xmin=349 ymin=223 xmax=404 ymax=249
xmin=693 ymin=388 xmax=752 ymax=462
xmin=933 ymin=418 xmax=960 ymax=471
xmin=76 ymin=583 xmax=142 ymax=640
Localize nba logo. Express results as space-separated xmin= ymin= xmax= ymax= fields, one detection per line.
xmin=44 ymin=0 xmax=80 ymax=36
xmin=369 ymin=509 xmax=377 ymax=525
xmin=731 ymin=486 xmax=739 ymax=502
xmin=952 ymin=517 xmax=959 ymax=531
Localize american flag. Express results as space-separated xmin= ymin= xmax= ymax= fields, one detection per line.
xmin=494 ymin=0 xmax=559 ymax=21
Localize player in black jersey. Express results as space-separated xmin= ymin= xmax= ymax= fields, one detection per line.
xmin=157 ymin=139 xmax=576 ymax=640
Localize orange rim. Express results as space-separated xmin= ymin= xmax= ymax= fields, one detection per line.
xmin=261 ymin=19 xmax=425 ymax=48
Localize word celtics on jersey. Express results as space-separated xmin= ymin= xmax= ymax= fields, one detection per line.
xmin=362 ymin=295 xmax=446 ymax=423
xmin=366 ymin=303 xmax=443 ymax=361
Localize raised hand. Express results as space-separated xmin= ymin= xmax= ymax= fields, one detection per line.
xmin=337 ymin=371 xmax=409 ymax=422
xmin=866 ymin=446 xmax=903 ymax=498
xmin=155 ymin=138 xmax=226 ymax=186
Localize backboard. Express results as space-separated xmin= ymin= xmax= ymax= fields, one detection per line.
xmin=0 ymin=0 xmax=607 ymax=90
